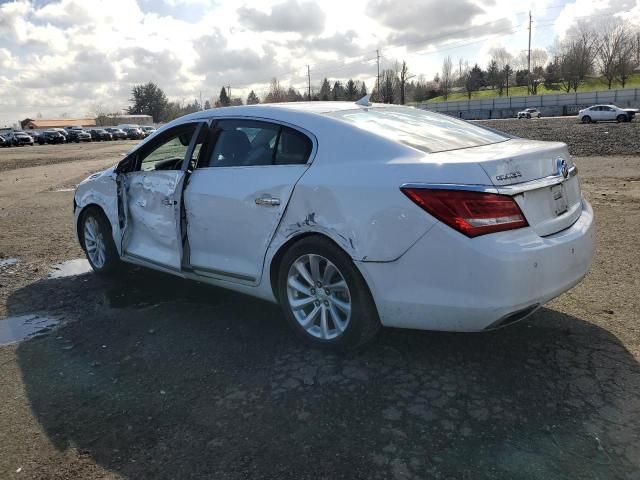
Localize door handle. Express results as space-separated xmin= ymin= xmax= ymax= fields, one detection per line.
xmin=255 ymin=195 xmax=280 ymax=206
xmin=162 ymin=197 xmax=176 ymax=206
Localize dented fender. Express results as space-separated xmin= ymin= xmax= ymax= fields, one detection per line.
xmin=74 ymin=166 xmax=122 ymax=253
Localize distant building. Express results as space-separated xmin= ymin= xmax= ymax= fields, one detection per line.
xmin=97 ymin=114 xmax=153 ymax=126
xmin=21 ymin=118 xmax=96 ymax=130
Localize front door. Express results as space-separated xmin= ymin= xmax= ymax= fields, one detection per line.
xmin=119 ymin=122 xmax=203 ymax=271
xmin=183 ymin=119 xmax=314 ymax=283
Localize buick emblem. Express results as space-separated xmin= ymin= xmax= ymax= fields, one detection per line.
xmin=556 ymin=157 xmax=569 ymax=179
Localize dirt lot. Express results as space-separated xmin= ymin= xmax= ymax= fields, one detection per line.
xmin=0 ymin=134 xmax=639 ymax=479
xmin=475 ymin=116 xmax=640 ymax=156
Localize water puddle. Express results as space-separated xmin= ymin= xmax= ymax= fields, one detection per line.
xmin=0 ymin=258 xmax=18 ymax=267
xmin=0 ymin=314 xmax=61 ymax=346
xmin=49 ymin=259 xmax=92 ymax=278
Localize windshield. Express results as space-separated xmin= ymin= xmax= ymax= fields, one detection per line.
xmin=325 ymin=106 xmax=508 ymax=153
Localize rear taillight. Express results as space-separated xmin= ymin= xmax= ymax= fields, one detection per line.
xmin=401 ymin=187 xmax=528 ymax=238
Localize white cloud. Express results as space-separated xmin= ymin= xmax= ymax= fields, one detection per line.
xmin=0 ymin=0 xmax=627 ymax=126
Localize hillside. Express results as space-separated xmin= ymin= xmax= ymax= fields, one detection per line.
xmin=425 ymin=74 xmax=640 ymax=103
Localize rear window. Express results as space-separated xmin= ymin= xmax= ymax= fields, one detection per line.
xmin=325 ymin=107 xmax=507 ymax=153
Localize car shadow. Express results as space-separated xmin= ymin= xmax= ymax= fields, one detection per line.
xmin=9 ymin=268 xmax=640 ymax=479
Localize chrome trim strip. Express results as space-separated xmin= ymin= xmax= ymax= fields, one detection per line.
xmin=400 ymin=183 xmax=499 ymax=193
xmin=188 ymin=264 xmax=256 ymax=283
xmin=122 ymin=252 xmax=182 ymax=273
xmin=401 ymin=165 xmax=578 ymax=197
xmin=496 ymin=165 xmax=578 ymax=195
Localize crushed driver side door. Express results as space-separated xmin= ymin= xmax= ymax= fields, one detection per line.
xmin=116 ymin=122 xmax=204 ymax=271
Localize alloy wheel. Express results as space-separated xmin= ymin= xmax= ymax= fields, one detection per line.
xmin=84 ymin=216 xmax=106 ymax=269
xmin=286 ymin=254 xmax=352 ymax=340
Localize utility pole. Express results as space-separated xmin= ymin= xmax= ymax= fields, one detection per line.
xmin=307 ymin=65 xmax=311 ymax=100
xmin=527 ymin=10 xmax=532 ymax=95
xmin=376 ymin=49 xmax=381 ymax=103
xmin=226 ymin=85 xmax=231 ymax=100
xmin=199 ymin=90 xmax=203 ymax=110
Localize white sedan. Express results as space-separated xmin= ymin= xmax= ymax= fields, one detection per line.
xmin=74 ymin=101 xmax=595 ymax=349
xmin=577 ymin=104 xmax=635 ymax=123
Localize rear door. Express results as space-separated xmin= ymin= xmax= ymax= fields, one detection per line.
xmin=183 ymin=119 xmax=314 ymax=284
xmin=119 ymin=122 xmax=204 ymax=271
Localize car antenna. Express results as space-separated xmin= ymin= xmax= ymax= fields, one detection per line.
xmin=355 ymin=94 xmax=371 ymax=107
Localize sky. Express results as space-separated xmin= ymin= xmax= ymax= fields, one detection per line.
xmin=0 ymin=0 xmax=639 ymax=126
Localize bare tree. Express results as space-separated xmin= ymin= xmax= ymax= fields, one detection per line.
xmin=489 ymin=47 xmax=513 ymax=95
xmin=441 ymin=55 xmax=453 ymax=100
xmin=264 ymin=78 xmax=286 ymax=103
xmin=615 ymin=32 xmax=637 ymax=88
xmin=557 ymin=21 xmax=599 ymax=92
xmin=399 ymin=60 xmax=412 ymax=105
xmin=596 ymin=18 xmax=632 ymax=89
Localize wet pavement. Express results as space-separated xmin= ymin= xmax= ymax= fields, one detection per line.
xmin=0 ymin=313 xmax=60 ymax=346
xmin=48 ymin=259 xmax=92 ymax=279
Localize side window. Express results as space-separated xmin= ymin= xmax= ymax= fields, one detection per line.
xmin=206 ymin=121 xmax=312 ymax=167
xmin=139 ymin=125 xmax=197 ymax=172
xmin=208 ymin=120 xmax=280 ymax=167
xmin=275 ymin=127 xmax=312 ymax=165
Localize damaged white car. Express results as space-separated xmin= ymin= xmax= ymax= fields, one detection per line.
xmin=74 ymin=101 xmax=594 ymax=349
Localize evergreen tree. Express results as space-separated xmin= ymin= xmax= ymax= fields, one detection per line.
xmin=246 ymin=90 xmax=260 ymax=104
xmin=319 ymin=78 xmax=331 ymax=101
xmin=218 ymin=87 xmax=230 ymax=107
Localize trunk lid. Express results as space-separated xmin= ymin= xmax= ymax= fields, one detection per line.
xmin=430 ymin=139 xmax=583 ymax=237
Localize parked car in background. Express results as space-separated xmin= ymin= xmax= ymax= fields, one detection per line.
xmin=0 ymin=135 xmax=7 ymax=147
xmin=123 ymin=127 xmax=144 ymax=140
xmin=38 ymin=130 xmax=66 ymax=144
xmin=517 ymin=108 xmax=541 ymax=119
xmin=89 ymin=129 xmax=113 ymax=141
xmin=104 ymin=127 xmax=128 ymax=140
xmin=73 ymin=102 xmax=594 ymax=349
xmin=14 ymin=131 xmax=34 ymax=146
xmin=3 ymin=131 xmax=34 ymax=146
xmin=68 ymin=129 xmax=92 ymax=143
xmin=51 ymin=128 xmax=69 ymax=142
xmin=141 ymin=126 xmax=156 ymax=137
xmin=578 ymin=104 xmax=636 ymax=123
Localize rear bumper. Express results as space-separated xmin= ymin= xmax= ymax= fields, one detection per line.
xmin=356 ymin=199 xmax=595 ymax=332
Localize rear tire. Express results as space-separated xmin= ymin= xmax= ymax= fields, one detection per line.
xmin=277 ymin=236 xmax=380 ymax=350
xmin=80 ymin=207 xmax=120 ymax=276
xmin=582 ymin=116 xmax=591 ymax=124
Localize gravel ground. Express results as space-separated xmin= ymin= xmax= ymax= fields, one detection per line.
xmin=475 ymin=117 xmax=640 ymax=157
xmin=0 ymin=144 xmax=639 ymax=479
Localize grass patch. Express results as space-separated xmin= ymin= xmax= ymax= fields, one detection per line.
xmin=426 ymin=74 xmax=640 ymax=103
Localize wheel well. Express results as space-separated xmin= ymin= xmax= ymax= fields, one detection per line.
xmin=269 ymin=232 xmax=351 ymax=300
xmin=76 ymin=203 xmax=108 ymax=250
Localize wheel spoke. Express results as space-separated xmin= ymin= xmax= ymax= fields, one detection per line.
xmin=294 ymin=262 xmax=314 ymax=286
xmin=331 ymin=296 xmax=351 ymax=314
xmin=329 ymin=304 xmax=346 ymax=332
xmin=288 ymin=276 xmax=312 ymax=296
xmin=309 ymin=255 xmax=321 ymax=283
xmin=322 ymin=262 xmax=337 ymax=285
xmin=320 ymin=306 xmax=329 ymax=339
xmin=326 ymin=280 xmax=348 ymax=292
xmin=289 ymin=296 xmax=315 ymax=310
xmin=300 ymin=304 xmax=321 ymax=328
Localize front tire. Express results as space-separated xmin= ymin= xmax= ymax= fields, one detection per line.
xmin=582 ymin=115 xmax=592 ymax=124
xmin=277 ymin=236 xmax=380 ymax=350
xmin=80 ymin=207 xmax=120 ymax=276
xmin=616 ymin=114 xmax=627 ymax=123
